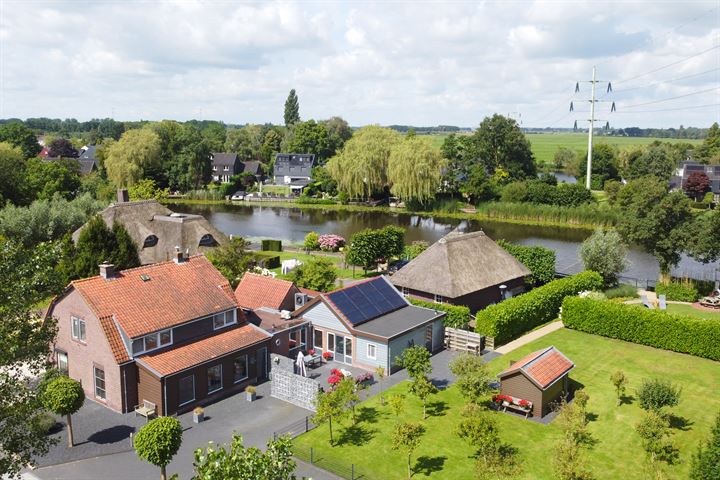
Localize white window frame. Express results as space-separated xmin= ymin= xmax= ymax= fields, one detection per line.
xmin=402 ymin=287 xmax=409 ymax=296
xmin=233 ymin=355 xmax=248 ymax=384
xmin=434 ymin=294 xmax=444 ymax=304
xmin=178 ymin=374 xmax=195 ymax=406
xmin=132 ymin=329 xmax=173 ymax=356
xmin=57 ymin=350 xmax=68 ymax=373
xmin=93 ymin=366 xmax=106 ymax=400
xmin=71 ymin=317 xmax=86 ymax=342
xmin=213 ymin=310 xmax=236 ymax=330
xmin=367 ymin=343 xmax=377 ymax=360
xmin=207 ymin=364 xmax=223 ymax=394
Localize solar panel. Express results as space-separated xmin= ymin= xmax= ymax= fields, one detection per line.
xmin=328 ymin=277 xmax=407 ymax=326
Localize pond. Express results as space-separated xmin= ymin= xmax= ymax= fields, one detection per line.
xmin=171 ymin=203 xmax=719 ymax=284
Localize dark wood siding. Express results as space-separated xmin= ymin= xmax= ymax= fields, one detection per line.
xmin=499 ymin=371 xmax=543 ymax=417
xmin=453 ymin=276 xmax=526 ymax=313
xmin=120 ymin=363 xmax=138 ymax=414
xmin=137 ymin=365 xmax=164 ymax=415
xmin=172 ymin=317 xmax=215 ymax=344
xmin=542 ymin=375 xmax=569 ymax=416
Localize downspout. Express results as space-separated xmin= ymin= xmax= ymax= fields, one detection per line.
xmin=163 ymin=379 xmax=168 ymax=416
xmin=122 ymin=367 xmax=128 ymax=413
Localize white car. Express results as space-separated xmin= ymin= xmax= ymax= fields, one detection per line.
xmin=230 ymin=191 xmax=246 ymax=201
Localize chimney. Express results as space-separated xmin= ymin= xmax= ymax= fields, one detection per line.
xmin=174 ymin=246 xmax=184 ymax=264
xmin=99 ymin=262 xmax=115 ymax=280
xmin=117 ymin=189 xmax=129 ymax=203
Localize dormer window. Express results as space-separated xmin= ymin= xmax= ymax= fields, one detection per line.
xmin=143 ymin=235 xmax=158 ymax=248
xmin=199 ymin=234 xmax=217 ymax=247
xmin=213 ymin=310 xmax=236 ymax=330
xmin=132 ymin=329 xmax=172 ymax=355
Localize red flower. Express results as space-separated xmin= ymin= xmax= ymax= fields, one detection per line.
xmin=322 ymin=351 xmax=333 ymax=360
xmin=308 ymin=349 xmax=316 ymax=356
xmin=328 ymin=374 xmax=342 ymax=385
xmin=518 ymin=399 xmax=531 ymax=408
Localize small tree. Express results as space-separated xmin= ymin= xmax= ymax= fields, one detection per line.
xmin=456 ymin=410 xmax=499 ymax=462
xmin=636 ymin=410 xmax=677 ymax=464
xmin=449 ymin=353 xmax=492 ymax=404
xmin=284 ymin=89 xmax=300 ymax=126
xmin=553 ymin=394 xmax=594 ymax=480
xmin=134 ymin=416 xmax=183 ymax=480
xmin=637 ymin=379 xmax=681 ymax=412
xmin=610 ymin=370 xmax=628 ymax=406
xmin=684 ymin=171 xmax=711 ymax=201
xmin=396 ymin=345 xmax=432 ymax=382
xmin=335 ymin=377 xmax=360 ymax=425
xmin=375 ymin=366 xmax=386 ymax=405
xmin=392 ymin=422 xmax=425 ymax=480
xmin=690 ymin=410 xmax=720 ymax=479
xmin=579 ymin=230 xmax=628 ymax=286
xmin=42 ymin=376 xmax=84 ymax=448
xmin=388 ymin=394 xmax=406 ymax=418
xmin=313 ymin=389 xmax=345 ymax=446
xmin=205 ymin=237 xmax=253 ymax=288
xmin=303 ymin=231 xmax=320 ymax=251
xmin=289 ymin=257 xmax=337 ymax=292
xmin=410 ymin=376 xmax=438 ymax=420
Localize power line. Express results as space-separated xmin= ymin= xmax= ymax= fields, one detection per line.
xmin=611 ymin=68 xmax=720 ymax=94
xmin=615 ymin=44 xmax=720 ymax=84
xmin=622 ymin=86 xmax=720 ymax=108
xmin=612 ymin=102 xmax=720 ymax=114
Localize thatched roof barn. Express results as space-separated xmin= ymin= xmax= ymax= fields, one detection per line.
xmin=390 ymin=230 xmax=530 ymax=312
xmin=72 ymin=191 xmax=228 ymax=265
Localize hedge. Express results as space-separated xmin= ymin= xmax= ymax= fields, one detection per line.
xmin=475 ymin=271 xmax=603 ymax=345
xmin=409 ymin=299 xmax=471 ymax=328
xmin=261 ymin=239 xmax=283 ymax=252
xmin=655 ymin=281 xmax=699 ymax=302
xmin=497 ymin=239 xmax=556 ymax=285
xmin=562 ymin=297 xmax=720 ymax=361
xmin=254 ymin=252 xmax=280 ymax=269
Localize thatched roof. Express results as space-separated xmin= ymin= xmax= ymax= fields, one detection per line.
xmin=390 ymin=230 xmax=531 ymax=298
xmin=72 ymin=200 xmax=228 ymax=265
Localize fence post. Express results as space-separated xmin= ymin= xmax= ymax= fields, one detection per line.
xmin=305 ymin=415 xmax=309 ymax=432
xmin=310 ymin=447 xmax=314 ymax=464
xmin=273 ymin=432 xmax=277 ymax=441
xmin=351 ymin=464 xmax=355 ymax=480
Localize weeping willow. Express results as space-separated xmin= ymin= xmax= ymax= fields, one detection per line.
xmin=388 ymin=136 xmax=446 ymax=205
xmin=326 ymin=126 xmax=400 ymax=200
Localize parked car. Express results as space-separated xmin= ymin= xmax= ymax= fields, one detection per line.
xmin=230 ymin=191 xmax=246 ymax=201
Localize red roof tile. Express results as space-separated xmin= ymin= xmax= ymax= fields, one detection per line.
xmin=234 ymin=273 xmax=298 ymax=310
xmin=498 ymin=346 xmax=574 ymax=390
xmin=98 ymin=315 xmax=131 ymax=364
xmin=137 ymin=324 xmax=270 ymax=377
xmin=72 ymin=256 xmax=238 ymax=339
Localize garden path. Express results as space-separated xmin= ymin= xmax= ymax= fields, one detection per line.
xmin=494 ymin=321 xmax=564 ymax=355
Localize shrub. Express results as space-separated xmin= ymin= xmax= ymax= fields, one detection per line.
xmin=31 ymin=412 xmax=59 ymax=435
xmin=134 ymin=416 xmax=183 ymax=480
xmin=604 ymin=284 xmax=639 ymax=299
xmin=290 ymin=257 xmax=337 ymax=292
xmin=253 ymin=252 xmax=280 ymax=269
xmin=579 ymin=229 xmax=628 ymax=286
xmin=303 ymin=232 xmax=320 ymax=251
xmin=475 ymin=271 xmax=603 ymax=345
xmin=474 ymin=202 xmax=618 ymax=227
xmin=655 ymin=281 xmax=699 ymax=302
xmin=403 ymin=240 xmax=428 ymax=260
xmin=500 ymin=181 xmax=529 ymax=203
xmin=261 ymin=239 xmax=282 ymax=252
xmin=318 ymin=234 xmax=345 ymax=251
xmin=408 ymin=298 xmax=470 ymax=328
xmin=296 ymin=197 xmax=337 ymax=205
xmin=562 ymin=297 xmax=720 ymax=361
xmin=497 ymin=239 xmax=556 ymax=285
xmin=637 ymin=378 xmax=682 ymax=412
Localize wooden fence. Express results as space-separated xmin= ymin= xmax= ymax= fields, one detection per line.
xmin=444 ymin=327 xmax=486 ymax=354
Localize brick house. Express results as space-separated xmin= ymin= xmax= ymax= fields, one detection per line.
xmin=47 ymin=254 xmax=271 ymax=415
xmin=390 ymin=230 xmax=531 ymax=313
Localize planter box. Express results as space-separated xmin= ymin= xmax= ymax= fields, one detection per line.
xmin=246 ymin=392 xmax=256 ymax=402
xmin=193 ymin=412 xmax=204 ymax=423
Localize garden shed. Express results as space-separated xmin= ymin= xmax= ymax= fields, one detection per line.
xmin=497 ymin=346 xmax=574 ymax=418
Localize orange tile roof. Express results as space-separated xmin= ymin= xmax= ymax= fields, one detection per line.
xmin=498 ymin=346 xmax=574 ymax=390
xmin=98 ymin=315 xmax=131 ymax=364
xmin=72 ymin=256 xmax=238 ymax=339
xmin=234 ymin=272 xmax=297 ymax=310
xmin=137 ymin=324 xmax=270 ymax=377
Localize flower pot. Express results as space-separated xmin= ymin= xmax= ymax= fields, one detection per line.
xmin=246 ymin=392 xmax=256 ymax=402
xmin=193 ymin=412 xmax=204 ymax=423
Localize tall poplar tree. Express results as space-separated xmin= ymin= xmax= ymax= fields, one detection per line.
xmin=284 ymin=89 xmax=300 ymax=126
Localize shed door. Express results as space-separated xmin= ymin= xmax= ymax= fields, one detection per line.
xmin=425 ymin=324 xmax=433 ymax=350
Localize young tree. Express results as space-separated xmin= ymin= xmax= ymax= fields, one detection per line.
xmin=284 ymin=89 xmax=300 ymax=126
xmin=105 ymin=128 xmax=162 ymax=187
xmin=41 ymin=376 xmax=84 ymax=447
xmin=636 ymin=411 xmax=677 ymax=464
xmin=579 ymin=230 xmax=628 ymax=286
xmin=690 ymin=410 xmax=720 ymax=479
xmin=396 ymin=345 xmax=432 ymax=381
xmin=688 ymin=209 xmax=720 ymax=264
xmin=24 ymin=157 xmax=82 ymax=201
xmin=322 ymin=116 xmax=353 ymax=155
xmin=313 ymin=389 xmax=345 ymax=446
xmin=191 ymin=434 xmax=296 ymax=480
xmin=579 ymin=143 xmax=620 ymax=189
xmin=610 ymin=370 xmax=628 ymax=406
xmin=128 ymin=178 xmax=170 ymax=201
xmin=205 ymin=237 xmax=253 ymax=287
xmin=0 ymin=142 xmax=28 ymax=207
xmin=289 ymin=257 xmax=337 ymax=292
xmin=684 ymin=171 xmax=712 ymax=201
xmin=388 ymin=393 xmax=406 ymax=418
xmin=134 ymin=416 xmax=183 ymax=480
xmin=553 ymin=394 xmax=594 ymax=480
xmin=637 ymin=379 xmax=681 ymax=412
xmin=334 ymin=376 xmax=360 ymax=425
xmin=48 ymin=138 xmax=79 ymax=158
xmin=410 ymin=376 xmax=438 ymax=420
xmin=303 ymin=231 xmax=320 ymax=251
xmin=449 ymin=353 xmax=492 ymax=404
xmin=387 ymin=136 xmax=446 ymax=206
xmin=375 ymin=366 xmax=386 ymax=405
xmin=403 ymin=241 xmax=428 ymax=260
xmin=0 ymin=121 xmax=41 ymax=158
xmin=392 ymin=422 xmax=425 ymax=480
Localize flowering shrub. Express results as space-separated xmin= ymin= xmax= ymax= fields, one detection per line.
xmin=327 ymin=374 xmax=342 ymax=386
xmin=318 ymin=234 xmax=346 ymax=252
xmin=330 ymin=368 xmax=343 ymax=377
xmin=322 ymin=351 xmax=333 ymax=360
xmin=355 ymin=372 xmax=374 ymax=384
xmin=492 ymin=394 xmax=512 ymax=404
xmin=518 ymin=399 xmax=531 ymax=408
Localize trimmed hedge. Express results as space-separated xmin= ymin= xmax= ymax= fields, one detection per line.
xmin=562 ymin=296 xmax=720 ymax=361
xmin=254 ymin=252 xmax=280 ymax=269
xmin=497 ymin=239 xmax=556 ymax=286
xmin=409 ymin=299 xmax=471 ymax=328
xmin=475 ymin=271 xmax=603 ymax=345
xmin=261 ymin=239 xmax=283 ymax=252
xmin=655 ymin=281 xmax=699 ymax=302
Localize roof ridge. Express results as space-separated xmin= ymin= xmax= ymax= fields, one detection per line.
xmin=71 ymin=255 xmax=208 ymax=285
xmin=520 ymin=346 xmax=555 ymax=371
xmin=324 ymin=275 xmax=381 ymax=296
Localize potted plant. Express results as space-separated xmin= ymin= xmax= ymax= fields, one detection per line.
xmin=246 ymin=385 xmax=257 ymax=402
xmin=193 ymin=406 xmax=204 ymax=423
xmin=322 ymin=351 xmax=333 ymax=362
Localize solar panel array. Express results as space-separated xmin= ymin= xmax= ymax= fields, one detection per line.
xmin=327 ymin=277 xmax=407 ymax=326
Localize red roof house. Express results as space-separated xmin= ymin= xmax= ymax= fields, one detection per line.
xmin=497 ymin=346 xmax=574 ymax=417
xmin=234 ymin=272 xmax=301 ymax=311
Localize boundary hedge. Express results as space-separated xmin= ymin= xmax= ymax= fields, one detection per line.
xmin=261 ymin=239 xmax=283 ymax=252
xmin=497 ymin=239 xmax=556 ymax=285
xmin=562 ymin=297 xmax=720 ymax=361
xmin=409 ymin=299 xmax=471 ymax=328
xmin=475 ymin=271 xmax=603 ymax=345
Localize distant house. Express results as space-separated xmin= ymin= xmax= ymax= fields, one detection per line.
xmin=671 ymin=161 xmax=720 ymax=202
xmin=72 ymin=190 xmax=228 ymax=265
xmin=293 ymin=276 xmax=446 ymax=373
xmin=390 ymin=230 xmax=531 ymax=313
xmin=211 ymin=153 xmax=239 ymax=183
xmin=497 ymin=346 xmax=574 ymax=417
xmin=273 ymin=153 xmax=315 ymax=192
xmin=239 ymin=160 xmax=264 ymax=183
xmin=38 ymin=146 xmax=49 ymax=158
xmin=47 ymin=255 xmax=272 ymax=415
xmin=78 ymin=145 xmax=99 ymax=175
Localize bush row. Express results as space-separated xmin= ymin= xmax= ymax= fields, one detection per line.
xmin=655 ymin=281 xmax=699 ymax=302
xmin=474 ymin=202 xmax=619 ymax=227
xmin=475 ymin=271 xmax=603 ymax=345
xmin=261 ymin=239 xmax=283 ymax=252
xmin=496 ymin=239 xmax=556 ymax=285
xmin=409 ymin=299 xmax=471 ymax=328
xmin=254 ymin=252 xmax=280 ymax=269
xmin=562 ymin=297 xmax=720 ymax=361
xmin=296 ymin=197 xmax=338 ymax=205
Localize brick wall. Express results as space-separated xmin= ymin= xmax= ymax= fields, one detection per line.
xmin=269 ymin=354 xmax=320 ymax=411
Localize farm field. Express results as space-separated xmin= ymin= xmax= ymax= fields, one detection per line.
xmin=294 ymin=328 xmax=720 ymax=480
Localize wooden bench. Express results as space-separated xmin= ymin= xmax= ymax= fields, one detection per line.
xmin=134 ymin=400 xmax=156 ymax=420
xmin=496 ymin=395 xmax=533 ymax=418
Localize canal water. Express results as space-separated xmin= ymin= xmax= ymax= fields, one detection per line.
xmin=171 ymin=203 xmax=719 ymax=284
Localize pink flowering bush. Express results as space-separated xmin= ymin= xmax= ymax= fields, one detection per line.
xmin=318 ymin=234 xmax=346 ymax=252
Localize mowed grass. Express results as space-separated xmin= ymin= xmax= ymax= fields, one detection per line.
xmin=266 ymin=250 xmax=376 ymax=282
xmin=293 ymin=328 xmax=720 ymax=479
xmin=665 ymin=302 xmax=720 ymax=320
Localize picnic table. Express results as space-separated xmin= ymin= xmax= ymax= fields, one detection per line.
xmin=304 ymin=353 xmax=322 ymax=367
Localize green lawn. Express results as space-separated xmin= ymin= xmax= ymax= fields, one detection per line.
xmin=665 ymin=302 xmax=720 ymax=320
xmin=294 ymin=328 xmax=720 ymax=479
xmin=265 ymin=250 xmax=376 ymax=283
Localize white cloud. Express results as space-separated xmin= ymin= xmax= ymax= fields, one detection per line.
xmin=0 ymin=0 xmax=718 ymax=128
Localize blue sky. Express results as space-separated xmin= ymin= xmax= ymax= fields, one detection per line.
xmin=1 ymin=0 xmax=718 ymax=128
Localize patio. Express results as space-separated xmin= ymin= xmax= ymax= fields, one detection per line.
xmin=303 ymin=360 xmax=371 ymax=388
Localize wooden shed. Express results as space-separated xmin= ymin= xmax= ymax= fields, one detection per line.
xmin=497 ymin=346 xmax=574 ymax=418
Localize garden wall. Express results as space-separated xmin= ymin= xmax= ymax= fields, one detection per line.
xmin=270 ymin=354 xmax=321 ymax=412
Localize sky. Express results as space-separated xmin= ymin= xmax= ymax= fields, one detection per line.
xmin=1 ymin=0 xmax=718 ymax=128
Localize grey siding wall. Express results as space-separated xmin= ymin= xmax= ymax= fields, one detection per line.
xmin=499 ymin=371 xmax=543 ymax=417
xmin=302 ymin=302 xmax=349 ymax=334
xmin=431 ymin=319 xmax=444 ymax=352
xmin=388 ymin=326 xmax=429 ymax=373
xmin=355 ymin=336 xmax=388 ymax=371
